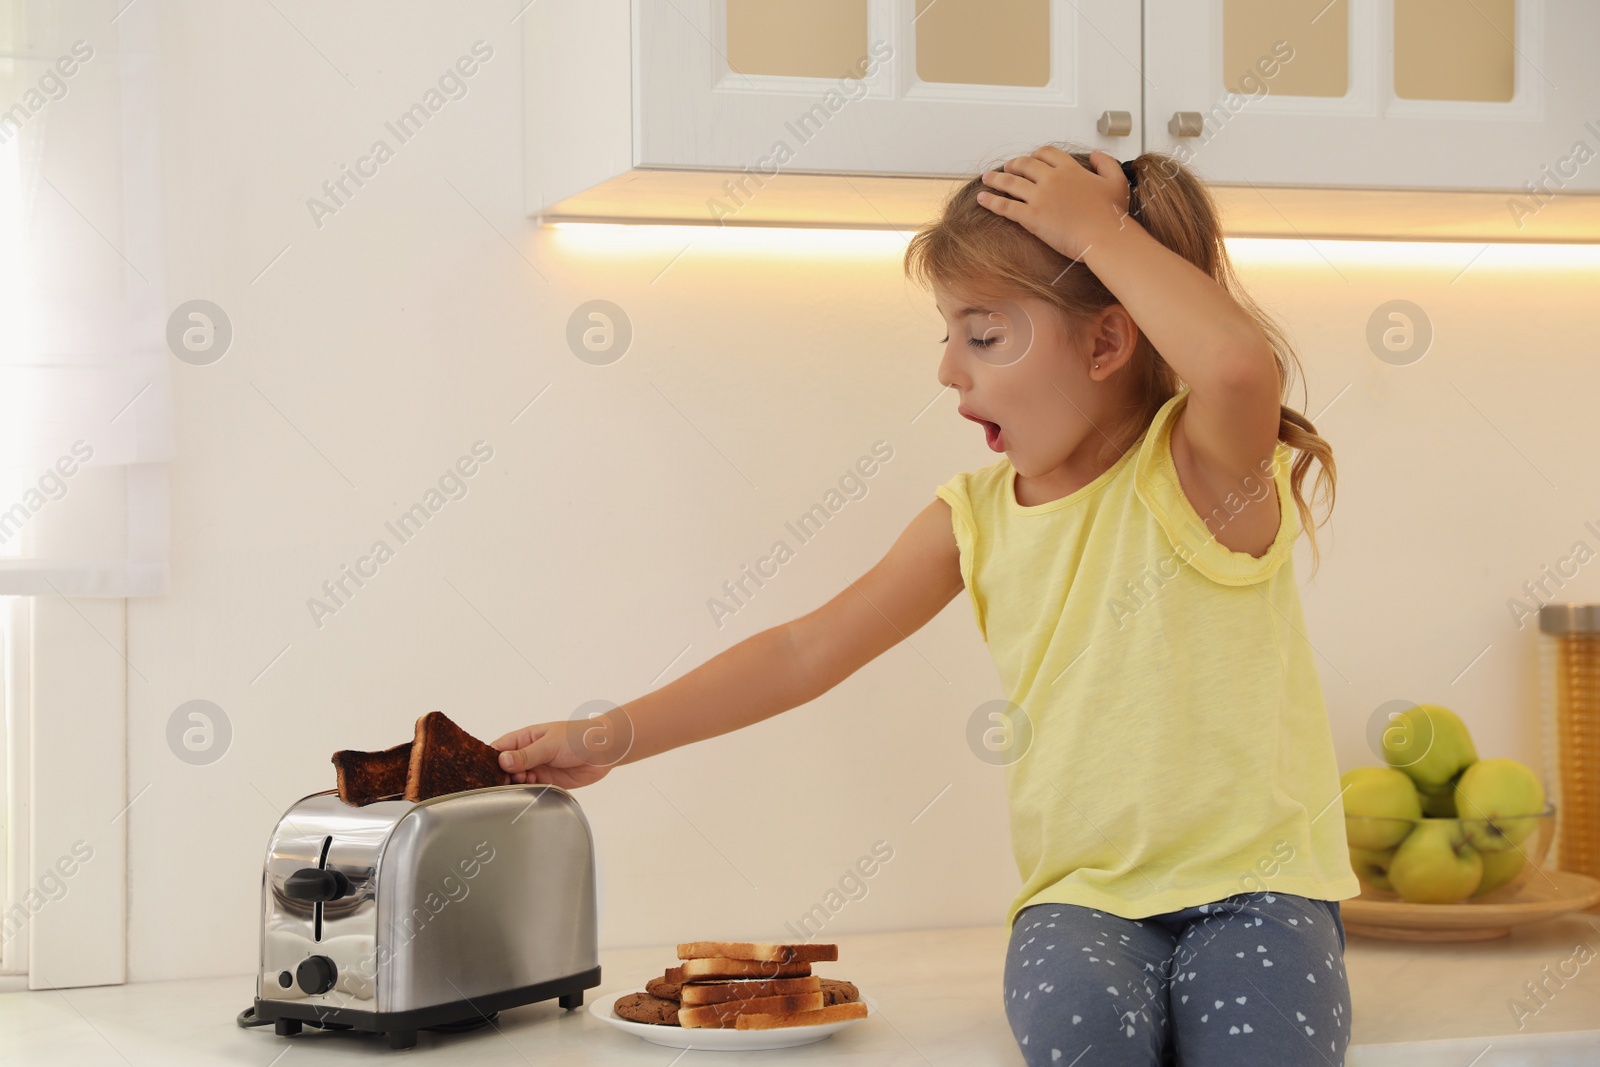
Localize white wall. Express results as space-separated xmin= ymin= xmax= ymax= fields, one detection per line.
xmin=120 ymin=2 xmax=1600 ymax=982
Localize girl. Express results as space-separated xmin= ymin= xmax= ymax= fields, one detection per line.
xmin=493 ymin=145 xmax=1362 ymax=1067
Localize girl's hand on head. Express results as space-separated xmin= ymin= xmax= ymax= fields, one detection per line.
xmin=491 ymin=719 xmax=622 ymax=790
xmin=975 ymin=147 xmax=1134 ymax=261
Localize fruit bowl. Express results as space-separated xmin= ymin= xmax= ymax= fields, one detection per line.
xmin=1341 ymin=804 xmax=1600 ymax=941
xmin=1346 ymin=803 xmax=1556 ymax=901
xmin=1342 ymin=706 xmax=1600 ymax=939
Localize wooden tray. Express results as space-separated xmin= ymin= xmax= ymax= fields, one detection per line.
xmin=1342 ymin=869 xmax=1600 ymax=942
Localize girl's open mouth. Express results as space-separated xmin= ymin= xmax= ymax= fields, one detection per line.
xmin=959 ymin=408 xmax=1004 ymax=452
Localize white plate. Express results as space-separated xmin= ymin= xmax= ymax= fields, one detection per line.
xmin=588 ymin=989 xmax=871 ymax=1051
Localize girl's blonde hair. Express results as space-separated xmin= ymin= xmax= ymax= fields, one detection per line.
xmin=903 ymin=145 xmax=1335 ymax=572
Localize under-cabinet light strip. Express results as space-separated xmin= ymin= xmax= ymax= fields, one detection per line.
xmin=547 ymin=222 xmax=1600 ymax=268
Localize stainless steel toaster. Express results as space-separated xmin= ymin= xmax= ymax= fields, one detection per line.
xmin=251 ymin=783 xmax=600 ymax=1049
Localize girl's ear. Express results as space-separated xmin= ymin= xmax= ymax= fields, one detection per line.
xmin=1087 ymin=305 xmax=1139 ymax=379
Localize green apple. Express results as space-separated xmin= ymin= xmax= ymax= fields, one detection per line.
xmin=1455 ymin=757 xmax=1546 ymax=853
xmin=1387 ymin=818 xmax=1483 ymax=904
xmin=1349 ymin=846 xmax=1399 ymax=892
xmin=1471 ymin=846 xmax=1527 ymax=897
xmin=1419 ymin=790 xmax=1458 ymax=818
xmin=1381 ymin=704 xmax=1477 ymax=796
xmin=1341 ymin=767 xmax=1422 ymax=849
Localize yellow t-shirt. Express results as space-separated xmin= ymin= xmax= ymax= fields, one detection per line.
xmin=935 ymin=386 xmax=1361 ymax=929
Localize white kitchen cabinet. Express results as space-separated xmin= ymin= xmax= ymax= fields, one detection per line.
xmin=1143 ymin=0 xmax=1600 ymax=193
xmin=525 ymin=0 xmax=1600 ymax=237
xmin=525 ymin=0 xmax=1142 ymax=226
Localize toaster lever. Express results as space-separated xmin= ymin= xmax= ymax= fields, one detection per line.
xmin=284 ymin=868 xmax=350 ymax=902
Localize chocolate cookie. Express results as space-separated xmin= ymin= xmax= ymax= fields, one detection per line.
xmin=645 ymin=975 xmax=681 ymax=1001
xmin=614 ymin=991 xmax=680 ymax=1026
xmin=821 ymin=978 xmax=859 ymax=1005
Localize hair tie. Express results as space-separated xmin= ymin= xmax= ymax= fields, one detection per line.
xmin=1119 ymin=159 xmax=1141 ymax=218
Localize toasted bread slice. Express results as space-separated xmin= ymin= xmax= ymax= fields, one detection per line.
xmin=665 ymin=965 xmax=686 ymax=984
xmin=679 ymin=976 xmax=821 ymax=1006
xmin=679 ymin=957 xmax=812 ymax=981
xmin=678 ymin=992 xmax=824 ymax=1029
xmin=677 ymin=941 xmax=838 ymax=964
xmin=734 ymin=1000 xmax=868 ymax=1030
xmin=332 ymin=741 xmax=413 ymax=806
xmin=403 ymin=711 xmax=509 ymax=802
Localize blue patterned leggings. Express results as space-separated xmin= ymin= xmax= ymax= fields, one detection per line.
xmin=1003 ymin=892 xmax=1350 ymax=1066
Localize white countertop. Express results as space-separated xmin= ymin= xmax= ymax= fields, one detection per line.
xmin=3 ymin=918 xmax=1598 ymax=1066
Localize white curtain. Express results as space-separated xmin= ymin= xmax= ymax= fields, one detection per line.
xmin=0 ymin=0 xmax=170 ymax=597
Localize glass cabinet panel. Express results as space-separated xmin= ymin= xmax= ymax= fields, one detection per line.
xmin=1223 ymin=0 xmax=1348 ymax=97
xmin=725 ymin=0 xmax=869 ymax=79
xmin=1394 ymin=0 xmax=1514 ymax=102
xmin=915 ymin=0 xmax=1051 ymax=87
xmin=634 ymin=0 xmax=1141 ymax=176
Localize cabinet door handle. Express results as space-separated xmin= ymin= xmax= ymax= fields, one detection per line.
xmin=1168 ymin=111 xmax=1204 ymax=137
xmin=1096 ymin=110 xmax=1132 ymax=136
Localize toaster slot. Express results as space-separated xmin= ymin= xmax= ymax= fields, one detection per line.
xmin=281 ymin=834 xmax=352 ymax=943
xmin=315 ymin=835 xmax=331 ymax=941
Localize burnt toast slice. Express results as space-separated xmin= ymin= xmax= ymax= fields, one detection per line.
xmin=331 ymin=741 xmax=413 ymax=806
xmin=403 ymin=710 xmax=510 ymax=802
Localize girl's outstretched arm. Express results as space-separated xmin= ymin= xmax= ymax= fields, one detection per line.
xmin=492 ymin=499 xmax=963 ymax=788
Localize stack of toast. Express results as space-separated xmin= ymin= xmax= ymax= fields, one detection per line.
xmin=614 ymin=941 xmax=867 ymax=1030
xmin=331 ymin=711 xmax=509 ymax=806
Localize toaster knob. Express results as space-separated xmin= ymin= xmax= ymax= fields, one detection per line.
xmin=296 ymin=955 xmax=338 ymax=996
xmin=283 ymin=868 xmax=350 ymax=902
